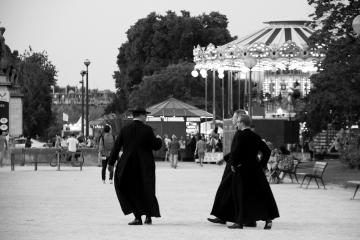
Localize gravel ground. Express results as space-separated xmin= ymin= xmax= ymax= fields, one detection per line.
xmin=0 ymin=162 xmax=359 ymax=240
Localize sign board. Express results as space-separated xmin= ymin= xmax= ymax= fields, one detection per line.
xmin=0 ymin=91 xmax=10 ymax=132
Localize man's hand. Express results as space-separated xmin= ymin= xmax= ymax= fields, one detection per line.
xmin=216 ymin=158 xmax=225 ymax=166
xmin=156 ymin=135 xmax=162 ymax=139
xmin=108 ymin=165 xmax=114 ymax=173
xmin=231 ymin=165 xmax=241 ymax=172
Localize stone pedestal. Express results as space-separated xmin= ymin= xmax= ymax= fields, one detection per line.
xmin=0 ymin=73 xmax=23 ymax=137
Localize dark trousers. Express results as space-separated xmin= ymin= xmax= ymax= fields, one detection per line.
xmin=309 ymin=150 xmax=313 ymax=159
xmin=102 ymin=158 xmax=113 ymax=181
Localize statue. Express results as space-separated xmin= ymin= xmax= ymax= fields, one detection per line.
xmin=0 ymin=26 xmax=21 ymax=85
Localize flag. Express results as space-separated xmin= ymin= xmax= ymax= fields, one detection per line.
xmin=63 ymin=113 xmax=68 ymax=122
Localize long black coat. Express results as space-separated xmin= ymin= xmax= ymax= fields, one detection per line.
xmin=230 ymin=128 xmax=279 ymax=224
xmin=210 ymin=130 xmax=242 ymax=223
xmin=108 ymin=120 xmax=163 ymax=217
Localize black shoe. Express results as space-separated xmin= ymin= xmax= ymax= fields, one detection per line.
xmin=244 ymin=222 xmax=257 ymax=227
xmin=228 ymin=223 xmax=243 ymax=229
xmin=264 ymin=220 xmax=272 ymax=230
xmin=207 ymin=218 xmax=226 ymax=224
xmin=128 ymin=218 xmax=143 ymax=225
xmin=144 ymin=217 xmax=152 ymax=225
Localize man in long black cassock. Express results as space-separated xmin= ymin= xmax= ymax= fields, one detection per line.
xmin=108 ymin=107 xmax=163 ymax=225
xmin=228 ymin=114 xmax=279 ymax=229
xmin=208 ymin=109 xmax=247 ymax=225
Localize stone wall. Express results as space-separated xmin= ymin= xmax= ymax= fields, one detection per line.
xmin=3 ymin=148 xmax=101 ymax=166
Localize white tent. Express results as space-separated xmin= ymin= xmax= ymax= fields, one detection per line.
xmin=200 ymin=121 xmax=223 ymax=135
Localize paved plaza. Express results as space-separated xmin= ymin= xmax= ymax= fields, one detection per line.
xmin=1 ymin=162 xmax=359 ymax=240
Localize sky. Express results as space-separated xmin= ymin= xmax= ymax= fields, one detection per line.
xmin=1 ymin=0 xmax=314 ymax=92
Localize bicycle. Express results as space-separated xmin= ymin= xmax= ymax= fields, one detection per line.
xmin=50 ymin=148 xmax=84 ymax=167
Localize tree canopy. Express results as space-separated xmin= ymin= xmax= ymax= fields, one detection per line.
xmin=304 ymin=0 xmax=360 ymax=134
xmin=112 ymin=10 xmax=237 ymax=114
xmin=18 ymin=48 xmax=57 ymax=138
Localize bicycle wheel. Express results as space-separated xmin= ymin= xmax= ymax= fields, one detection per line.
xmin=50 ymin=154 xmax=59 ymax=167
xmin=72 ymin=154 xmax=84 ymax=167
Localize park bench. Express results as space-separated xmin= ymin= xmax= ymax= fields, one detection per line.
xmin=10 ymin=148 xmax=84 ymax=171
xmin=347 ymin=181 xmax=360 ymax=200
xmin=280 ymin=160 xmax=302 ymax=183
xmin=297 ymin=161 xmax=328 ymax=189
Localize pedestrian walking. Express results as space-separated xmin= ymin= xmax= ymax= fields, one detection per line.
xmin=208 ymin=109 xmax=246 ymax=226
xmin=179 ymin=136 xmax=186 ymax=162
xmin=163 ymin=134 xmax=171 ymax=161
xmin=308 ymin=138 xmax=314 ymax=161
xmin=228 ymin=114 xmax=279 ymax=229
xmin=0 ymin=129 xmax=8 ymax=167
xmin=169 ymin=135 xmax=180 ymax=168
xmin=195 ymin=135 xmax=206 ymax=167
xmin=98 ymin=125 xmax=115 ymax=184
xmin=107 ymin=106 xmax=162 ymax=225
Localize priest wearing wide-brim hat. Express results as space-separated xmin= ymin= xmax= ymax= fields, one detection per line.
xmin=108 ymin=106 xmax=163 ymax=225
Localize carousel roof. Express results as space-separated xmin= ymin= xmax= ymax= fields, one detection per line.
xmin=146 ymin=97 xmax=213 ymax=117
xmin=222 ymin=18 xmax=314 ymax=49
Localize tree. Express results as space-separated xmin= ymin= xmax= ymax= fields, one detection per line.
xmin=115 ymin=10 xmax=237 ymax=103
xmin=304 ymin=0 xmax=360 ymax=134
xmin=18 ymin=48 xmax=57 ymax=138
xmin=127 ymin=62 xmax=226 ymax=119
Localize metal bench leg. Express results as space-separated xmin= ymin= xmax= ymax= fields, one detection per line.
xmin=314 ymin=178 xmax=320 ymax=188
xmin=320 ymin=178 xmax=326 ymax=189
xmin=294 ymin=174 xmax=299 ymax=184
xmin=300 ymin=176 xmax=307 ymax=188
xmin=289 ymin=173 xmax=294 ymax=183
xmin=351 ymin=185 xmax=359 ymax=200
xmin=306 ymin=176 xmax=313 ymax=189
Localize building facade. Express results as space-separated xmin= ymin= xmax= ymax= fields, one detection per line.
xmin=51 ymin=86 xmax=115 ymax=106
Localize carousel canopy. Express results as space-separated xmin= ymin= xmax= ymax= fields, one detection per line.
xmin=146 ymin=97 xmax=213 ymax=118
xmin=223 ymin=18 xmax=314 ymax=49
xmin=192 ymin=18 xmax=326 ymax=73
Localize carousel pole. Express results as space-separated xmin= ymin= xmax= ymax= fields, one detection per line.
xmin=230 ymin=70 xmax=233 ymax=114
xmin=213 ymin=69 xmax=216 ymax=123
xmin=205 ymin=71 xmax=207 ymax=136
xmin=222 ymin=74 xmax=224 ymax=120
xmin=227 ymin=70 xmax=231 ymax=117
xmin=238 ymin=72 xmax=241 ymax=109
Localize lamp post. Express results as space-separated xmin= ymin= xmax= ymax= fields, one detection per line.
xmin=244 ymin=56 xmax=257 ymax=118
xmin=80 ymin=70 xmax=86 ymax=135
xmin=84 ymin=59 xmax=90 ymax=136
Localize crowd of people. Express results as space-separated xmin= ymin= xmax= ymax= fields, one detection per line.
xmin=162 ymin=129 xmax=224 ymax=168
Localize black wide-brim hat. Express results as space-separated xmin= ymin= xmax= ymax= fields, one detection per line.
xmin=128 ymin=106 xmax=151 ymax=114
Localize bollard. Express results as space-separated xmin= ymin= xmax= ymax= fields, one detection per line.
xmin=57 ymin=151 xmax=60 ymax=171
xmin=34 ymin=153 xmax=38 ymax=171
xmin=11 ymin=153 xmax=14 ymax=171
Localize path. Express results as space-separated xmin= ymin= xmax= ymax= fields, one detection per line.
xmin=0 ymin=162 xmax=359 ymax=240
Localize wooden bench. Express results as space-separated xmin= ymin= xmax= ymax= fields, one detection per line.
xmin=347 ymin=181 xmax=360 ymax=200
xmin=298 ymin=161 xmax=328 ymax=189
xmin=280 ymin=160 xmax=302 ymax=183
xmin=10 ymin=148 xmax=83 ymax=171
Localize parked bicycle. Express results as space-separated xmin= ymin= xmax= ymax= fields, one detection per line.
xmin=50 ymin=148 xmax=84 ymax=167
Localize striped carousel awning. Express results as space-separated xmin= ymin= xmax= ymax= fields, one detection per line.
xmin=223 ymin=18 xmax=314 ymax=48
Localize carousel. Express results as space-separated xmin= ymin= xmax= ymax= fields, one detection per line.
xmin=192 ymin=18 xmax=326 ymax=119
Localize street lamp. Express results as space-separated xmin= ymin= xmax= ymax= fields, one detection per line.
xmin=80 ymin=70 xmax=86 ymax=135
xmin=84 ymin=59 xmax=90 ymax=136
xmin=244 ymin=56 xmax=257 ymax=118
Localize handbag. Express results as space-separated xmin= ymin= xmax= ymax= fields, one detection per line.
xmin=278 ymin=155 xmax=294 ymax=170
